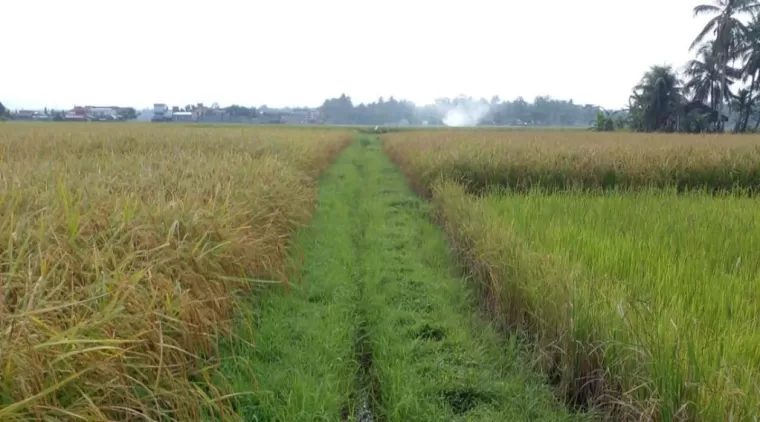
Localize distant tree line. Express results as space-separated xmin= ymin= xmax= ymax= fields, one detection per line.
xmin=319 ymin=1 xmax=760 ymax=133
xmin=224 ymin=105 xmax=259 ymax=118
xmin=484 ymin=96 xmax=600 ymax=126
xmin=320 ymin=95 xmax=417 ymax=125
xmin=318 ymin=94 xmax=603 ymax=126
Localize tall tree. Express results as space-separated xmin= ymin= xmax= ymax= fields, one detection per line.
xmin=629 ymin=65 xmax=684 ymax=132
xmin=731 ymin=87 xmax=753 ymax=130
xmin=684 ymin=41 xmax=741 ymax=130
xmin=736 ymin=13 xmax=760 ymax=130
xmin=685 ymin=42 xmax=721 ymax=110
xmin=691 ymin=0 xmax=760 ymax=130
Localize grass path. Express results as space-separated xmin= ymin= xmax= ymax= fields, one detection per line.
xmin=218 ymin=136 xmax=588 ymax=421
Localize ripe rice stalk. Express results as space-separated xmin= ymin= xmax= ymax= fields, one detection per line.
xmin=0 ymin=123 xmax=351 ymax=421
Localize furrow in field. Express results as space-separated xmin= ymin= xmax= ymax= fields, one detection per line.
xmin=218 ymin=135 xmax=589 ymax=421
xmin=343 ymin=138 xmax=384 ymax=422
xmin=354 ymin=136 xmax=587 ymax=421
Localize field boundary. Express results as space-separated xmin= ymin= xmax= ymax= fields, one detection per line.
xmin=389 ymin=137 xmax=757 ymax=421
xmin=431 ymin=181 xmax=640 ymax=418
xmin=381 ymin=139 xmax=647 ymax=420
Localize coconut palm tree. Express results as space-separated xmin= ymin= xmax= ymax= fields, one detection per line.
xmin=691 ymin=0 xmax=760 ymax=130
xmin=684 ymin=42 xmax=722 ymax=109
xmin=684 ymin=41 xmax=742 ymax=130
xmin=629 ymin=65 xmax=685 ymax=132
xmin=733 ymin=13 xmax=760 ymax=130
xmin=691 ymin=0 xmax=760 ymax=48
xmin=730 ymin=88 xmax=753 ymax=130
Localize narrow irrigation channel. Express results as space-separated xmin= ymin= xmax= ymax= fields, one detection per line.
xmin=217 ymin=136 xmax=590 ymax=422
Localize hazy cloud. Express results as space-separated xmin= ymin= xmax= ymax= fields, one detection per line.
xmin=1 ymin=0 xmax=711 ymax=110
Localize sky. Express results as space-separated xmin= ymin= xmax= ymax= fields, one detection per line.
xmin=2 ymin=0 xmax=712 ymax=111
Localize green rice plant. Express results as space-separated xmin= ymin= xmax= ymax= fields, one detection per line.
xmin=429 ymin=180 xmax=760 ymax=421
xmin=383 ymin=128 xmax=760 ymax=419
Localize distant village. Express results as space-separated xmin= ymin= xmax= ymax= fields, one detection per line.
xmin=9 ymin=106 xmax=137 ymax=122
xmin=6 ymin=103 xmax=324 ymax=125
xmin=3 ymin=96 xmax=610 ymax=128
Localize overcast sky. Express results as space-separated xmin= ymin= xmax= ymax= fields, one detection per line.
xmin=2 ymin=0 xmax=711 ymax=110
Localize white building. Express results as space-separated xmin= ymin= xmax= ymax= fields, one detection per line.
xmin=152 ymin=104 xmax=171 ymax=121
xmin=87 ymin=107 xmax=117 ymax=119
xmin=172 ymin=111 xmax=193 ymax=122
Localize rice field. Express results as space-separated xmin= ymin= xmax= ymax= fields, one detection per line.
xmin=384 ymin=130 xmax=760 ymax=196
xmin=384 ymin=130 xmax=760 ymax=421
xmin=4 ymin=123 xmax=759 ymax=421
xmin=0 ymin=123 xmax=351 ymax=421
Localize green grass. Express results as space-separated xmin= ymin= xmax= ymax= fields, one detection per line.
xmin=217 ymin=136 xmax=591 ymax=421
xmin=482 ymin=189 xmax=760 ymax=420
xmin=355 ymin=138 xmax=589 ymax=421
xmin=214 ymin=144 xmax=361 ymax=421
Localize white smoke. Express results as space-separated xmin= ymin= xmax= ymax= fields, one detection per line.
xmin=437 ymin=98 xmax=492 ymax=127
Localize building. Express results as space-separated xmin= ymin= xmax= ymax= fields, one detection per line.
xmin=147 ymin=103 xmax=322 ymax=125
xmin=85 ymin=106 xmax=118 ymax=120
xmin=172 ymin=111 xmax=194 ymax=122
xmin=269 ymin=108 xmax=322 ymax=124
xmin=152 ymin=103 xmax=171 ymax=122
xmin=12 ymin=110 xmax=45 ymax=120
xmin=306 ymin=108 xmax=322 ymax=123
xmin=64 ymin=106 xmax=89 ymax=121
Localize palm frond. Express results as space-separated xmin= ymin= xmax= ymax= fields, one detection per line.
xmin=739 ymin=1 xmax=760 ymax=13
xmin=691 ymin=17 xmax=721 ymax=50
xmin=726 ymin=65 xmax=745 ymax=78
xmin=693 ymin=4 xmax=721 ymax=16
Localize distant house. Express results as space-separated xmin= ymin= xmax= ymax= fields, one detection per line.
xmin=281 ymin=111 xmax=308 ymax=124
xmin=152 ymin=103 xmax=171 ymax=122
xmin=275 ymin=108 xmax=322 ymax=124
xmin=172 ymin=111 xmax=194 ymax=122
xmin=147 ymin=103 xmax=322 ymax=125
xmin=307 ymin=109 xmax=322 ymax=123
xmin=13 ymin=110 xmax=42 ymax=120
xmin=683 ymin=100 xmax=728 ymax=122
xmin=64 ymin=106 xmax=89 ymax=121
xmin=85 ymin=106 xmax=118 ymax=120
xmin=678 ymin=100 xmax=729 ymax=132
xmin=60 ymin=106 xmax=120 ymax=121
